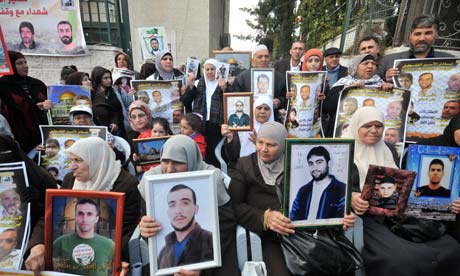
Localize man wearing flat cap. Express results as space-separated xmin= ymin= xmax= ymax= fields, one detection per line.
xmin=323 ymin=47 xmax=348 ymax=88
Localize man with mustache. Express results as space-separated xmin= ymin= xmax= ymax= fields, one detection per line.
xmin=57 ymin=21 xmax=76 ymax=50
xmin=158 ymin=184 xmax=213 ymax=269
xmin=0 ymin=189 xmax=21 ymax=220
xmin=289 ymin=146 xmax=346 ymax=221
xmin=378 ymin=15 xmax=453 ymax=82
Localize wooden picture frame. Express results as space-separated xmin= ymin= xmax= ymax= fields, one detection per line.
xmin=44 ymin=189 xmax=125 ymax=276
xmin=251 ymin=68 xmax=275 ymax=99
xmin=223 ymin=92 xmax=254 ymax=131
xmin=283 ymin=138 xmax=354 ymax=229
xmin=361 ymin=165 xmax=416 ymax=217
xmin=133 ymin=136 xmax=170 ymax=165
xmin=0 ymin=26 xmax=13 ymax=76
xmin=143 ymin=171 xmax=221 ymax=275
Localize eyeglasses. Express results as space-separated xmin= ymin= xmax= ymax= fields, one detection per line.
xmin=130 ymin=113 xmax=147 ymax=119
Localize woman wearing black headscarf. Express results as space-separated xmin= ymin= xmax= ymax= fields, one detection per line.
xmin=0 ymin=51 xmax=53 ymax=153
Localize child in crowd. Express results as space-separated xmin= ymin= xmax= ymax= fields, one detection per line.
xmin=377 ymin=176 xmax=399 ymax=210
xmin=180 ymin=113 xmax=206 ymax=158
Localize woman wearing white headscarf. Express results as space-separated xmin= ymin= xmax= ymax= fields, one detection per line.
xmin=229 ymin=121 xmax=355 ymax=276
xmin=138 ymin=135 xmax=239 ymax=276
xmin=186 ymin=58 xmax=227 ymax=167
xmin=221 ymin=95 xmax=274 ymax=168
xmin=346 ymin=107 xmax=460 ymax=276
xmin=25 ymin=137 xmax=141 ymax=274
xmin=322 ymin=54 xmax=393 ymax=137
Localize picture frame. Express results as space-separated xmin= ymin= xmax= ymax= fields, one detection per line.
xmin=210 ymin=51 xmax=251 ymax=79
xmin=393 ymin=58 xmax=460 ymax=143
xmin=44 ymin=189 xmax=125 ymax=276
xmin=361 ymin=165 xmax=416 ymax=217
xmin=223 ymin=92 xmax=254 ymax=131
xmin=131 ymin=80 xmax=184 ymax=135
xmin=0 ymin=270 xmax=80 ymax=275
xmin=186 ymin=57 xmax=200 ymax=77
xmin=283 ymin=138 xmax=354 ymax=229
xmin=137 ymin=26 xmax=168 ymax=61
xmin=216 ymin=62 xmax=230 ymax=82
xmin=39 ymin=125 xmax=108 ymax=181
xmin=251 ymin=68 xmax=275 ymax=99
xmin=133 ymin=136 xmax=170 ymax=165
xmin=406 ymin=144 xmax=460 ymax=221
xmin=0 ymin=26 xmax=13 ymax=76
xmin=143 ymin=170 xmax=221 ymax=276
xmin=0 ymin=162 xmax=31 ymax=270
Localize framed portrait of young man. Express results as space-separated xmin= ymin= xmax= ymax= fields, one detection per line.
xmin=143 ymin=170 xmax=221 ymax=276
xmin=133 ymin=136 xmax=170 ymax=165
xmin=223 ymin=92 xmax=253 ymax=132
xmin=283 ymin=139 xmax=354 ymax=229
xmin=44 ymin=190 xmax=125 ymax=276
xmin=251 ymin=68 xmax=274 ymax=99
xmin=361 ymin=165 xmax=416 ymax=217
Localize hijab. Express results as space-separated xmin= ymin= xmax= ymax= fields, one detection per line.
xmin=342 ymin=107 xmax=397 ymax=189
xmin=256 ymin=122 xmax=287 ymax=186
xmin=128 ymin=100 xmax=152 ymax=132
xmin=65 ymin=137 xmax=121 ymax=191
xmin=139 ymin=135 xmax=230 ymax=205
xmin=332 ymin=54 xmax=383 ymax=88
xmin=203 ymin=58 xmax=219 ymax=121
xmin=239 ymin=95 xmax=274 ymax=157
xmin=155 ymin=50 xmax=175 ymax=80
xmin=301 ymin=48 xmax=323 ymax=71
xmin=419 ymin=114 xmax=460 ymax=147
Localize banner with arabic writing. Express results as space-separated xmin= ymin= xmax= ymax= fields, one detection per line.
xmin=0 ymin=0 xmax=88 ymax=56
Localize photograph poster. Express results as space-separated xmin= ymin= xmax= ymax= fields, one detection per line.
xmin=216 ymin=62 xmax=230 ymax=82
xmin=211 ymin=51 xmax=251 ymax=80
xmin=284 ymin=139 xmax=354 ymax=228
xmin=393 ymin=58 xmax=460 ymax=142
xmin=144 ymin=171 xmax=221 ymax=275
xmin=45 ymin=190 xmax=125 ymax=276
xmin=131 ymin=80 xmax=184 ymax=134
xmin=39 ymin=126 xmax=108 ymax=181
xmin=47 ymin=85 xmax=91 ymax=125
xmin=133 ymin=136 xmax=170 ymax=166
xmin=186 ymin=57 xmax=200 ymax=77
xmin=333 ymin=86 xmax=411 ymax=161
xmin=0 ymin=26 xmax=13 ymax=76
xmin=0 ymin=162 xmax=31 ymax=270
xmin=251 ymin=68 xmax=274 ymax=99
xmin=1 ymin=0 xmax=88 ymax=56
xmin=137 ymin=26 xmax=167 ymax=61
xmin=0 ymin=270 xmax=80 ymax=275
xmin=406 ymin=144 xmax=460 ymax=221
xmin=223 ymin=92 xmax=253 ymax=131
xmin=285 ymin=71 xmax=327 ymax=138
xmin=361 ymin=165 xmax=416 ymax=217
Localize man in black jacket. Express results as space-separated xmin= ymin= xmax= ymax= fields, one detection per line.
xmin=378 ymin=15 xmax=454 ymax=82
xmin=274 ymin=41 xmax=305 ymax=75
xmin=324 ymin=47 xmax=348 ymax=88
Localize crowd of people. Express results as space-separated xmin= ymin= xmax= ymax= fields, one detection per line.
xmin=0 ymin=13 xmax=459 ymax=276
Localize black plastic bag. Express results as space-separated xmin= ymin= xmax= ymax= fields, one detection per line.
xmin=385 ymin=215 xmax=447 ymax=243
xmin=280 ymin=229 xmax=362 ymax=276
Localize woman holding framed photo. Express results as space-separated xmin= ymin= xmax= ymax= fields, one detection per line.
xmin=138 ymin=135 xmax=239 ymax=276
xmin=345 ymin=107 xmax=460 ymax=276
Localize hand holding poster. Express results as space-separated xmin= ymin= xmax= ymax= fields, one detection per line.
xmin=0 ymin=0 xmax=88 ymax=56
xmin=406 ymin=145 xmax=460 ymax=221
xmin=285 ymin=71 xmax=327 ymax=138
xmin=137 ymin=27 xmax=168 ymax=61
xmin=211 ymin=51 xmax=251 ymax=80
xmin=393 ymin=58 xmax=460 ymax=142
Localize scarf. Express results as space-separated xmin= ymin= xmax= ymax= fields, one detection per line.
xmin=301 ymin=48 xmax=323 ymax=71
xmin=332 ymin=54 xmax=383 ymax=88
xmin=138 ymin=135 xmax=230 ymax=205
xmin=256 ymin=122 xmax=287 ymax=186
xmin=155 ymin=50 xmax=175 ymax=80
xmin=342 ymin=107 xmax=398 ymax=189
xmin=203 ymin=59 xmax=219 ymax=121
xmin=65 ymin=137 xmax=121 ymax=191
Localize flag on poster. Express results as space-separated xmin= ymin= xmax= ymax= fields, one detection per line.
xmin=0 ymin=0 xmax=88 ymax=56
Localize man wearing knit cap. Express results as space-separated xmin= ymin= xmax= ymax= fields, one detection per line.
xmin=323 ymin=47 xmax=348 ymax=88
xmin=230 ymin=44 xmax=287 ymax=120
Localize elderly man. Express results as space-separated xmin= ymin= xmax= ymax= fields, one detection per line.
xmin=446 ymin=73 xmax=460 ymax=94
xmin=0 ymin=189 xmax=21 ymax=219
xmin=274 ymin=41 xmax=305 ymax=75
xmin=230 ymin=44 xmax=287 ymax=119
xmin=323 ymin=47 xmax=348 ymax=87
xmin=441 ymin=100 xmax=460 ymax=120
xmin=378 ymin=15 xmax=453 ymax=82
